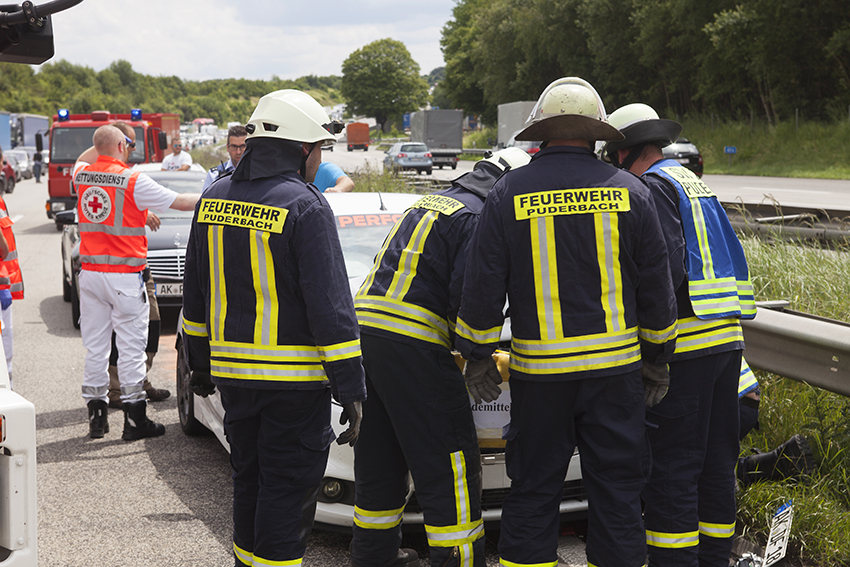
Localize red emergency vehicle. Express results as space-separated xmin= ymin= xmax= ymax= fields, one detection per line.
xmin=43 ymin=110 xmax=180 ymax=225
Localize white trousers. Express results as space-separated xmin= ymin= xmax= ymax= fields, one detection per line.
xmin=79 ymin=270 xmax=149 ymax=403
xmin=0 ymin=303 xmax=12 ymax=376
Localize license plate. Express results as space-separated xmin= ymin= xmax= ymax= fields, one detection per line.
xmin=409 ymin=157 xmax=423 ymax=162
xmin=156 ymin=283 xmax=183 ymax=297
xmin=675 ymin=157 xmax=690 ymax=164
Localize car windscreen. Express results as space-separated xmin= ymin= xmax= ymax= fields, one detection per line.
xmin=51 ymin=126 xmax=146 ymax=164
xmin=400 ymin=144 xmax=427 ymax=153
xmin=335 ymin=213 xmax=403 ymax=279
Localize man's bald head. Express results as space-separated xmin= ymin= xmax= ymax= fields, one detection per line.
xmin=92 ymin=125 xmax=125 ymax=158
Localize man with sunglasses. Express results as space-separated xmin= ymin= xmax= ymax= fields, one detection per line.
xmin=161 ymin=137 xmax=193 ymax=171
xmin=202 ymin=125 xmax=248 ymax=192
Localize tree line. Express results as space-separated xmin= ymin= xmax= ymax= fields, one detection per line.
xmin=439 ymin=0 xmax=850 ymax=126
xmin=0 ymin=59 xmax=342 ymax=125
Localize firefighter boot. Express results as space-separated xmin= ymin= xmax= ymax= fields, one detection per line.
xmin=737 ymin=434 xmax=814 ymax=485
xmin=122 ymin=401 xmax=165 ymax=441
xmin=351 ymin=547 xmax=419 ymax=567
xmin=87 ymin=399 xmax=109 ymax=439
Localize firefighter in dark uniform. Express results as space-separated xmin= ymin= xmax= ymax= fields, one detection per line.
xmin=181 ymin=89 xmax=365 ymax=567
xmin=604 ymin=103 xmax=757 ymax=567
xmin=455 ymin=78 xmax=679 ymax=567
xmin=351 ymin=147 xmax=532 ymax=567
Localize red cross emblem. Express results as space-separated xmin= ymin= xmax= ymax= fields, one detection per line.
xmin=87 ymin=195 xmax=103 ymax=214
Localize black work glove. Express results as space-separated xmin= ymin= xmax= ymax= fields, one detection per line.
xmin=464 ymin=357 xmax=503 ymax=404
xmin=189 ymin=370 xmax=215 ymax=398
xmin=337 ymin=401 xmax=363 ymax=447
xmin=642 ymin=362 xmax=670 ymax=407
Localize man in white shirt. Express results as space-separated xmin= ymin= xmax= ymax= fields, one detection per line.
xmin=161 ymin=138 xmax=193 ymax=171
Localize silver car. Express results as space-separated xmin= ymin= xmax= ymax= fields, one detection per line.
xmin=383 ymin=142 xmax=433 ymax=175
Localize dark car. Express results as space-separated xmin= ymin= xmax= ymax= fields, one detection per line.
xmin=662 ymin=137 xmax=703 ymax=178
xmin=58 ymin=169 xmax=206 ymax=328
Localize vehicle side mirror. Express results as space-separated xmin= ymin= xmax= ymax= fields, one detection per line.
xmin=54 ymin=210 xmax=77 ymax=225
xmin=36 ymin=133 xmax=44 ymax=153
xmin=158 ymin=132 xmax=168 ymax=150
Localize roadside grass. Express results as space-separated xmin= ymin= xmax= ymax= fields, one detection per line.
xmin=738 ymin=236 xmax=850 ymax=565
xmin=348 ymin=162 xmax=418 ymax=194
xmin=679 ymin=119 xmax=850 ymax=179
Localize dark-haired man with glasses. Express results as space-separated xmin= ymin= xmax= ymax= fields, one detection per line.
xmin=161 ymin=137 xmax=192 ymax=171
xmin=202 ymin=125 xmax=248 ymax=191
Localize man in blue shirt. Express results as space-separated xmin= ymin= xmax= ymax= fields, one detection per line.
xmin=313 ymin=161 xmax=354 ymax=192
xmin=202 ymin=125 xmax=248 ymax=192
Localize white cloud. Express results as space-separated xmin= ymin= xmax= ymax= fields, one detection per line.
xmin=43 ymin=0 xmax=453 ymax=80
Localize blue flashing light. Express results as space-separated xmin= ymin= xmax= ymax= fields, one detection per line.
xmin=58 ymin=109 xmax=70 ymax=122
xmin=131 ymin=108 xmax=142 ymax=121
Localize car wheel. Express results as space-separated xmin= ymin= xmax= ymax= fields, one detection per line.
xmin=176 ymin=337 xmax=207 ymax=436
xmin=5 ymin=176 xmax=14 ymax=194
xmin=62 ymin=247 xmax=72 ymax=302
xmin=348 ymin=146 xmax=353 ymax=152
xmin=70 ymin=278 xmax=80 ymax=329
xmin=425 ymin=168 xmax=432 ymax=175
xmin=364 ymin=146 xmax=368 ymax=152
xmin=452 ymin=163 xmax=457 ymax=170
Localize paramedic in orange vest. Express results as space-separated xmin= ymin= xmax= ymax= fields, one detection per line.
xmin=0 ymin=195 xmax=18 ymax=385
xmin=74 ymin=125 xmax=200 ymax=440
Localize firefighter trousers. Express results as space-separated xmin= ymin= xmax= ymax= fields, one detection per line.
xmin=643 ymin=349 xmax=742 ymax=567
xmin=352 ymin=334 xmax=485 ymax=567
xmin=219 ymin=385 xmax=334 ymax=567
xmin=498 ymin=371 xmax=649 ymax=567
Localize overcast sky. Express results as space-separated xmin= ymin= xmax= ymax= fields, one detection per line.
xmin=46 ymin=0 xmax=455 ymax=81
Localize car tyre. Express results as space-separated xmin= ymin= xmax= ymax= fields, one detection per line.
xmin=5 ymin=176 xmax=14 ymax=194
xmin=176 ymin=336 xmax=208 ymax=436
xmin=452 ymin=163 xmax=457 ymax=170
xmin=62 ymin=247 xmax=72 ymax=302
xmin=70 ymin=278 xmax=80 ymax=329
xmin=425 ymin=168 xmax=432 ymax=175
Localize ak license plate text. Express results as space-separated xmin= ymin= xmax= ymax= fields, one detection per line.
xmin=156 ymin=283 xmax=183 ymax=296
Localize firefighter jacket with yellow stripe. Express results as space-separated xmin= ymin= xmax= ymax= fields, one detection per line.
xmin=0 ymin=196 xmax=22 ymax=299
xmin=354 ymin=183 xmax=488 ymax=352
xmin=181 ymin=166 xmax=367 ymax=404
xmin=455 ymin=146 xmax=678 ymax=381
xmin=75 ymin=156 xmax=148 ymax=273
xmin=643 ymin=160 xmax=752 ymax=361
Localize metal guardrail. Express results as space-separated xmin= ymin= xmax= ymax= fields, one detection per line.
xmin=742 ymin=303 xmax=850 ymax=397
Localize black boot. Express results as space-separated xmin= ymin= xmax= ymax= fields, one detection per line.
xmin=738 ymin=434 xmax=814 ymax=485
xmin=87 ymin=399 xmax=109 ymax=438
xmin=122 ymin=401 xmax=165 ymax=441
xmin=351 ymin=548 xmax=419 ymax=567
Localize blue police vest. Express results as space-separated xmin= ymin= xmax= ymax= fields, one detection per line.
xmin=646 ymin=160 xmax=756 ymax=320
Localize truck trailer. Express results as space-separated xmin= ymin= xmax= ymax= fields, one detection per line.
xmin=10 ymin=113 xmax=49 ymax=149
xmin=346 ymin=122 xmax=370 ymax=151
xmin=410 ymin=109 xmax=463 ymax=170
xmin=497 ymin=101 xmax=536 ymax=148
xmin=44 ymin=110 xmax=179 ymax=226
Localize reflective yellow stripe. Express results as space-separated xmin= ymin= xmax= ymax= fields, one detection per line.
xmin=425 ymin=519 xmax=484 ymax=547
xmin=250 ymin=229 xmax=278 ymax=345
xmin=646 ymin=529 xmax=699 ymax=548
xmin=356 ymin=209 xmax=409 ymax=297
xmin=318 ymin=339 xmax=362 ymax=362
xmin=510 ymin=343 xmax=640 ymax=375
xmin=510 ymin=328 xmax=640 ymax=374
xmin=512 ymin=327 xmax=638 ymax=355
xmin=456 ymin=316 xmax=503 ymax=345
xmin=386 ymin=211 xmax=437 ymax=299
xmin=355 ymin=295 xmax=451 ymax=347
xmin=699 ymin=520 xmax=735 ymax=539
xmin=499 ymin=559 xmax=557 ymax=567
xmin=451 ymin=451 xmax=471 ymax=525
xmin=689 ymin=277 xmax=736 ymax=295
xmin=233 ymin=542 xmax=253 ymax=566
xmin=596 ymin=212 xmax=625 ymax=333
xmin=211 ymin=360 xmax=327 ymax=382
xmin=639 ymin=321 xmax=678 ymax=344
xmin=182 ymin=317 xmax=207 ymax=337
xmin=673 ymin=317 xmax=743 ymax=354
xmin=211 ymin=341 xmax=322 ymax=361
xmin=690 ymin=195 xmax=714 ymax=280
xmin=209 ymin=225 xmax=227 ymax=342
xmin=531 ymin=216 xmax=562 ymax=340
xmin=353 ymin=505 xmax=404 ymax=530
xmin=252 ymin=555 xmax=302 ymax=566
xmin=739 ymin=357 xmax=757 ymax=396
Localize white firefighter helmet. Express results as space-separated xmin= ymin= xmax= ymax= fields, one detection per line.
xmin=477 ymin=146 xmax=532 ymax=172
xmin=515 ymin=77 xmax=623 ymax=143
xmin=604 ymin=103 xmax=682 ymax=155
xmin=246 ymin=89 xmax=341 ymax=144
